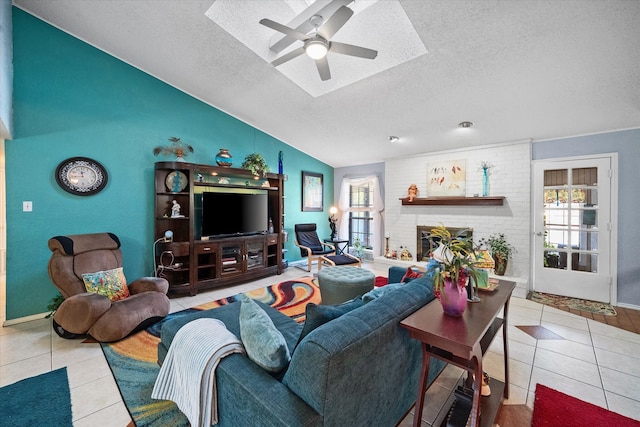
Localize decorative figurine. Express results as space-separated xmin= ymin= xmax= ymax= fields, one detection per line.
xmin=400 ymin=246 xmax=413 ymax=261
xmin=407 ymin=184 xmax=419 ymax=202
xmin=170 ymin=200 xmax=182 ymax=218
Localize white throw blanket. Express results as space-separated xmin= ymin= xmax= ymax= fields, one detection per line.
xmin=151 ymin=318 xmax=245 ymax=427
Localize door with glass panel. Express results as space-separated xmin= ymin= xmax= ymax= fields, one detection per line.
xmin=533 ymin=157 xmax=612 ymax=302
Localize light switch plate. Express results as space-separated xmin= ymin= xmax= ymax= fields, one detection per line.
xmin=23 ymin=201 xmax=33 ymax=212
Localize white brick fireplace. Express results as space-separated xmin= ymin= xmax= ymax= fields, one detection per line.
xmin=379 ymin=141 xmax=532 ymax=297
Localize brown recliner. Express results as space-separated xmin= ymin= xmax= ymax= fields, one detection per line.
xmin=47 ymin=232 xmax=170 ymax=342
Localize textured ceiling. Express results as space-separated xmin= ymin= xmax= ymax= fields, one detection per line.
xmin=205 ymin=0 xmax=428 ymax=97
xmin=13 ymin=0 xmax=640 ymax=167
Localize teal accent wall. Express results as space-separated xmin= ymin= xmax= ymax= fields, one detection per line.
xmin=7 ymin=8 xmax=333 ymax=320
xmin=0 ymin=0 xmax=12 ymax=138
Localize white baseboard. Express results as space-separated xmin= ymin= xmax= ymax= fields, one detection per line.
xmin=3 ymin=312 xmax=48 ymax=326
xmin=615 ymin=302 xmax=640 ymax=312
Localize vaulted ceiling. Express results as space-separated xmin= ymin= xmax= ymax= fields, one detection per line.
xmin=13 ymin=0 xmax=640 ymax=167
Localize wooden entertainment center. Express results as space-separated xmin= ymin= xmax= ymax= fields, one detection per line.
xmin=154 ymin=161 xmax=284 ymax=296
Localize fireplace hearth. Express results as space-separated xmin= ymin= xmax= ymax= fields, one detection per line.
xmin=416 ymin=226 xmax=473 ymax=262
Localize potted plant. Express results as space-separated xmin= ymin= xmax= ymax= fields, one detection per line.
xmin=478 ymin=233 xmax=516 ymax=276
xmin=428 ymin=225 xmax=482 ymax=316
xmin=46 ymin=293 xmax=65 ymax=318
xmin=153 ymin=137 xmax=194 ymax=161
xmin=241 ymin=153 xmax=270 ymax=177
xmin=352 ymin=237 xmax=364 ymax=258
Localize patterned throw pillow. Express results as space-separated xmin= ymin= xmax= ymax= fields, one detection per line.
xmin=82 ymin=267 xmax=130 ymax=302
xmin=401 ymin=267 xmax=424 ymax=283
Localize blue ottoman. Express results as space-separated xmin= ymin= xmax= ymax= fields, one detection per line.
xmin=317 ymin=266 xmax=375 ymax=305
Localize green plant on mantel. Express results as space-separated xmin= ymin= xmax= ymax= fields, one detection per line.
xmin=241 ymin=153 xmax=270 ymax=177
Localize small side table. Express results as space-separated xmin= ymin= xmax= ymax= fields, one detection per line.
xmin=400 ymin=280 xmax=515 ymax=427
xmin=324 ymin=239 xmax=349 ymax=255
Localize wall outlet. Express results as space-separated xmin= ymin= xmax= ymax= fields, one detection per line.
xmin=23 ymin=201 xmax=33 ymax=212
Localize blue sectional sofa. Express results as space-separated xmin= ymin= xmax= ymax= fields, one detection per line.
xmin=157 ymin=266 xmax=444 ymax=426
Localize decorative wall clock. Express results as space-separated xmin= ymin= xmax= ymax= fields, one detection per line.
xmin=55 ymin=157 xmax=108 ymax=196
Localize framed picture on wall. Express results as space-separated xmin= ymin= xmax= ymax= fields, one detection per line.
xmin=302 ymin=171 xmax=323 ymax=212
xmin=427 ymin=159 xmax=466 ymax=196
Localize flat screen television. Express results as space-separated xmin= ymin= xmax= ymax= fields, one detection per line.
xmin=196 ymin=191 xmax=269 ymax=238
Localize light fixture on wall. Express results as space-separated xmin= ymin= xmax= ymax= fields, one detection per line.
xmin=458 ymin=121 xmax=474 ymax=128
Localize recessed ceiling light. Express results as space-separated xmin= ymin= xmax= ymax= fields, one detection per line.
xmin=458 ymin=121 xmax=474 ymax=128
xmin=388 ymin=136 xmax=400 ymax=143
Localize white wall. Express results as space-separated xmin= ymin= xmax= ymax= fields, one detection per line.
xmin=384 ymin=141 xmax=531 ymax=286
xmin=533 ymin=128 xmax=640 ymax=306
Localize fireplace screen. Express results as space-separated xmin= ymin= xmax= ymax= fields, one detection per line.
xmin=416 ymin=226 xmax=473 ymax=262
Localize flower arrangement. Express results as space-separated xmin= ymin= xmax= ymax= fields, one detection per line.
xmin=428 ymin=224 xmax=482 ymax=299
xmin=153 ymin=137 xmax=194 ymax=160
xmin=479 ymin=161 xmax=493 ymax=171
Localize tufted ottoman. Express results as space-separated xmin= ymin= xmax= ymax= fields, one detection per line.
xmin=317 ymin=266 xmax=375 ymax=305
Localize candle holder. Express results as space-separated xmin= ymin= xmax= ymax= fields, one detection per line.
xmin=384 ymin=237 xmax=393 ymax=258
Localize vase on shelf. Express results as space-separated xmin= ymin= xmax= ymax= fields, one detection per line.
xmin=215 ymin=149 xmax=233 ymax=167
xmin=482 ymin=167 xmax=489 ymax=197
xmin=438 ymin=278 xmax=468 ymax=317
xmin=493 ymin=254 xmax=508 ymax=276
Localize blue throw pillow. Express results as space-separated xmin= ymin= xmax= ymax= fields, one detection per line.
xmin=362 ymin=282 xmax=405 ymax=303
xmin=239 ymin=294 xmax=291 ymax=373
xmin=294 ymin=298 xmax=364 ymax=350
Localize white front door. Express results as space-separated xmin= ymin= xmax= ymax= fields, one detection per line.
xmin=532 ymin=156 xmax=614 ymax=303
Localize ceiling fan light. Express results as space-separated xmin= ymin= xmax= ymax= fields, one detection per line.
xmin=305 ymin=40 xmax=329 ymax=59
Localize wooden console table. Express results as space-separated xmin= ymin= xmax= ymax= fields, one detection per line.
xmin=400 ymin=280 xmax=515 ymax=426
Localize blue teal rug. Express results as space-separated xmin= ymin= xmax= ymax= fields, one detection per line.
xmin=101 ymin=278 xmax=319 ymax=426
xmin=0 ymin=367 xmax=72 ymax=426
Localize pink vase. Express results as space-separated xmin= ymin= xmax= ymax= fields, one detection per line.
xmin=438 ymin=278 xmax=468 ymax=317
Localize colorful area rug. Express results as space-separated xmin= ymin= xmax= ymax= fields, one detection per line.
xmin=101 ymin=277 xmax=319 ymax=427
xmin=528 ymin=291 xmax=617 ymax=316
xmin=532 ymin=383 xmax=640 ymax=426
xmin=0 ymin=367 xmax=72 ymax=426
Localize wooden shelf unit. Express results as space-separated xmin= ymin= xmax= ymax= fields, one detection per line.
xmin=399 ymin=196 xmax=505 ymax=206
xmin=154 ymin=161 xmax=284 ymax=296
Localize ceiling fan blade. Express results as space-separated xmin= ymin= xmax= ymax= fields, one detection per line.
xmin=329 ymin=41 xmax=378 ymax=60
xmin=315 ymin=56 xmax=331 ymax=81
xmin=271 ymin=46 xmax=306 ymax=67
xmin=317 ymin=5 xmax=354 ymax=40
xmin=259 ymin=18 xmax=310 ymax=42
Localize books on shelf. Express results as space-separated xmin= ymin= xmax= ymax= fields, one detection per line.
xmin=222 ymin=257 xmax=237 ymax=265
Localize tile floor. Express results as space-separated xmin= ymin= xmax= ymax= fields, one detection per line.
xmin=1 ymin=264 xmax=640 ymax=426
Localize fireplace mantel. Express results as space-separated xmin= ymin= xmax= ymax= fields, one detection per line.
xmin=399 ymin=196 xmax=505 ymax=206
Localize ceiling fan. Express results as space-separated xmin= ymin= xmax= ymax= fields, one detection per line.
xmin=259 ymin=5 xmax=378 ymax=81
